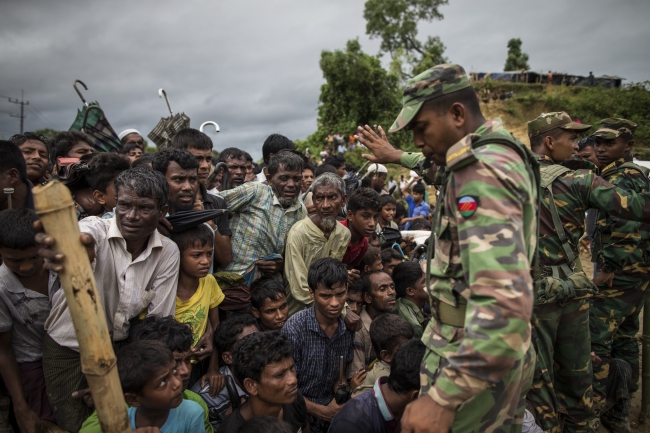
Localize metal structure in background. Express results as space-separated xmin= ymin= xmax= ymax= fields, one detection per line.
xmin=7 ymin=90 xmax=29 ymax=134
xmin=147 ymin=88 xmax=190 ymax=148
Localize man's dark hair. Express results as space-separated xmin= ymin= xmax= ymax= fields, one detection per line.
xmin=379 ymin=195 xmax=397 ymax=208
xmin=232 ymin=331 xmax=293 ymax=385
xmin=323 ymin=155 xmax=345 ymax=169
xmin=216 ymin=147 xmax=246 ymax=164
xmin=9 ymin=132 xmax=49 ymax=153
xmin=250 ymin=277 xmax=286 ymax=310
xmin=387 ymin=339 xmax=426 ymax=394
xmin=315 ymin=164 xmax=337 ymax=177
xmin=360 ymin=270 xmax=386 ymax=297
xmin=243 ymin=151 xmax=253 ymax=163
xmin=412 ymin=182 xmax=425 ymax=195
xmin=308 ymin=257 xmax=348 ymax=292
xmin=0 ymin=208 xmax=39 ymax=249
xmin=348 ymin=188 xmax=381 ymax=214
xmin=268 ymin=149 xmax=304 ymax=177
xmin=114 ymin=167 xmax=168 ymax=208
xmin=529 ymin=127 xmax=564 ymax=151
xmin=86 ymin=152 xmax=131 ymax=193
xmin=262 ymin=134 xmax=295 ymax=164
xmin=392 ymin=261 xmax=424 ymax=298
xmin=169 ymin=224 xmax=214 ymax=253
xmin=131 ymin=315 xmax=193 ymax=354
xmin=578 ymin=136 xmax=596 ymax=151
xmin=303 ymin=163 xmax=315 ymax=175
xmin=410 ymin=218 xmax=432 ymax=231
xmin=423 ymin=86 xmax=482 ymax=119
xmin=213 ymin=314 xmax=259 ymax=354
xmin=131 ymin=153 xmax=155 ymax=169
xmin=395 ymin=203 xmax=407 ymax=219
xmin=348 ymin=278 xmax=363 ymax=296
xmin=119 ymin=142 xmax=141 ymax=156
xmin=117 ymin=340 xmax=174 ymax=394
xmin=0 ymin=140 xmax=28 ymax=183
xmin=152 ymin=148 xmax=199 ymax=176
xmin=49 ymin=131 xmax=93 ymax=165
xmin=237 ymin=416 xmax=293 ymax=433
xmin=369 ymin=313 xmax=414 ymax=356
xmin=380 ymin=248 xmax=402 ymax=265
xmin=361 ymin=246 xmax=381 ymax=270
xmin=170 ymin=128 xmax=213 ymax=151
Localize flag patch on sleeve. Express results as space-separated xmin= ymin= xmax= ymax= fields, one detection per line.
xmin=457 ymin=196 xmax=477 ymax=218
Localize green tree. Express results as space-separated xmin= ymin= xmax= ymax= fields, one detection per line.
xmin=504 ymin=38 xmax=530 ymax=71
xmin=364 ymin=0 xmax=448 ymax=79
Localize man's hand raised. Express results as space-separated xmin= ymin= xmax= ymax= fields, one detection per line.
xmin=357 ymin=125 xmax=403 ymax=165
xmin=34 ymin=220 xmax=95 ymax=272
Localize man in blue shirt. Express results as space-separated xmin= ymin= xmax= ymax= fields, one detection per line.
xmin=400 ymin=180 xmax=429 ymax=230
xmin=329 ymin=339 xmax=425 ymax=433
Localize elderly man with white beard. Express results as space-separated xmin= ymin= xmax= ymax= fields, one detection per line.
xmin=284 ymin=172 xmax=351 ymax=315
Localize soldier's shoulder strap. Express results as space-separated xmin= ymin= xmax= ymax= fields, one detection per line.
xmin=601 ymin=161 xmax=650 ymax=179
xmin=540 ymin=164 xmax=572 ymax=189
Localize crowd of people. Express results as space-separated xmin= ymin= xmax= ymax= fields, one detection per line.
xmin=0 ymin=61 xmax=648 ymax=433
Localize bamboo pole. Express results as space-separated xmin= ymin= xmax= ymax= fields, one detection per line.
xmin=33 ymin=181 xmax=130 ymax=433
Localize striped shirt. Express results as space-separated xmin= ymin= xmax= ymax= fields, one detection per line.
xmin=45 ymin=217 xmax=179 ymax=351
xmin=219 ymin=183 xmax=306 ymax=274
xmin=281 ymin=306 xmax=354 ymax=406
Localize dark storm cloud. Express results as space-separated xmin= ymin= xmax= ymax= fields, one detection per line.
xmin=1 ymin=0 xmax=648 ymax=157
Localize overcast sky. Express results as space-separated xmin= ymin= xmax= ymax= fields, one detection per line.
xmin=1 ymin=0 xmax=648 ymax=159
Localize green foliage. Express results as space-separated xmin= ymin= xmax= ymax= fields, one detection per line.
xmin=504 ymin=38 xmax=530 ymax=71
xmin=145 ymin=146 xmax=157 ymax=153
xmin=34 ymin=128 xmax=63 ymax=141
xmin=364 ymin=0 xmax=448 ymax=79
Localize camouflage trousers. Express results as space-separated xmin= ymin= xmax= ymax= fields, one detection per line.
xmin=420 ymin=322 xmax=535 ymax=433
xmin=589 ymin=281 xmax=648 ymax=414
xmin=527 ymin=298 xmax=593 ymax=433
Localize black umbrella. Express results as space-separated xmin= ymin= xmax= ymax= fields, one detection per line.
xmin=167 ymin=209 xmax=228 ymax=234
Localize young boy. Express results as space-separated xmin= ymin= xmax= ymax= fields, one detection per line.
xmin=86 ymin=152 xmax=132 ymax=218
xmin=0 ymin=209 xmax=58 ymax=432
xmin=352 ymin=313 xmax=414 ymax=396
xmin=191 ymin=314 xmax=259 ymax=431
xmin=80 ymin=315 xmax=214 ymax=433
xmin=117 ymin=340 xmax=206 ymax=432
xmin=400 ymin=180 xmax=430 ymax=230
xmin=218 ymin=331 xmax=309 ymax=433
xmin=170 ymin=225 xmax=224 ymax=390
xmin=360 ymin=246 xmax=383 ymax=273
xmin=341 ymin=188 xmax=381 ymax=268
xmin=393 ymin=261 xmax=429 ymax=338
xmin=376 ymin=195 xmax=398 ymax=231
xmin=379 ymin=248 xmax=402 ymax=277
xmin=250 ymin=277 xmax=289 ymax=331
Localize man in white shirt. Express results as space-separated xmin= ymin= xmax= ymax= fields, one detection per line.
xmin=37 ymin=168 xmax=180 ymax=432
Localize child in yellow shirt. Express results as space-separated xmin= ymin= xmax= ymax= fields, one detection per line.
xmin=170 ymin=224 xmax=224 ymax=391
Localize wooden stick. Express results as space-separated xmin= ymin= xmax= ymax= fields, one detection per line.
xmin=33 ymin=181 xmax=130 ymax=433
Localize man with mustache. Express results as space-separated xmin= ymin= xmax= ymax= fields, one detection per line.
xmin=215 ymin=148 xmax=248 ymax=191
xmin=284 ymin=172 xmax=350 ymax=315
xmin=153 ymin=148 xmax=200 ymax=215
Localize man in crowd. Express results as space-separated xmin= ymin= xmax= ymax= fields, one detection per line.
xmin=118 ymin=129 xmax=145 ymax=149
xmin=216 ymin=148 xmax=248 ymax=191
xmin=0 ymin=141 xmax=34 ymax=211
xmin=257 ymin=134 xmax=296 ymax=183
xmin=219 ymin=150 xmax=306 ymax=280
xmin=282 ymin=258 xmax=356 ymax=433
xmin=323 ymin=155 xmax=347 ymax=178
xmin=366 ymin=164 xmax=388 ymax=195
xmin=250 ymin=277 xmax=289 ymax=331
xmin=170 ymin=129 xmax=232 ymax=268
xmin=357 ymin=63 xmax=538 ymax=432
xmin=38 ymin=168 xmax=180 ymax=431
xmin=49 ymin=131 xmax=94 ymax=174
xmin=349 ymin=270 xmax=397 ymax=377
xmin=10 ymin=132 xmax=50 ymax=185
xmin=284 ymin=172 xmax=350 ymax=314
xmin=153 ymin=148 xmax=200 ymax=215
xmin=393 ymin=261 xmax=428 ymax=338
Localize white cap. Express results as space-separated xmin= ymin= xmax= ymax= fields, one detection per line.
xmin=367 ymin=163 xmax=388 ymax=174
xmin=118 ymin=129 xmax=142 ymax=140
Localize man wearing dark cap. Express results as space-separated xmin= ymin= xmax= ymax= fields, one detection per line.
xmin=590 ymin=118 xmax=650 ymax=432
xmin=524 ymin=112 xmax=650 ymax=433
xmin=357 ymin=63 xmax=539 ymax=432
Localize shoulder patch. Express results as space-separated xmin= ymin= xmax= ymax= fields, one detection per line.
xmin=457 ymin=196 xmax=478 ymax=218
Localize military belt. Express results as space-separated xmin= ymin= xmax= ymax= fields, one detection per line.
xmin=431 ymin=298 xmax=466 ymax=328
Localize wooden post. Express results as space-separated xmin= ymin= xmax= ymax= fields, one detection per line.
xmin=33 ymin=181 xmax=130 ymax=433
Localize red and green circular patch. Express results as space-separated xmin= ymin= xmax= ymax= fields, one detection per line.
xmin=457 ymin=196 xmax=477 ymax=218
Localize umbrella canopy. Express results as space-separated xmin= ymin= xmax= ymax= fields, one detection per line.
xmin=147 ymin=88 xmax=190 ymax=148
xmin=167 ymin=209 xmax=228 ymax=233
xmin=68 ymin=80 xmax=122 ymax=153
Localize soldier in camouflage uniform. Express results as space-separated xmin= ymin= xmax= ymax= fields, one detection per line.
xmin=524 ymin=113 xmax=650 ymax=433
xmin=589 ymin=118 xmax=650 ymax=433
xmin=357 ymin=63 xmax=539 ymax=433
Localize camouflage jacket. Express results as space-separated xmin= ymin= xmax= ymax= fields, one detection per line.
xmin=535 ymin=154 xmax=650 ymax=303
xmin=595 ymin=156 xmax=650 ymax=288
xmin=422 ymin=118 xmax=538 ymax=410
